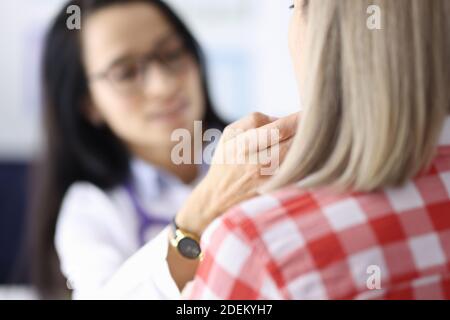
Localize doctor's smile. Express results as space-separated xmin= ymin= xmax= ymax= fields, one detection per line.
xmin=144 ymin=96 xmax=190 ymax=125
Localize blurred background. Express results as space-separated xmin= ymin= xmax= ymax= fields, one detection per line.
xmin=0 ymin=0 xmax=298 ymax=299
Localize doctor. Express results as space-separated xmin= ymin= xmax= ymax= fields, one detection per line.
xmin=31 ymin=0 xmax=296 ymax=299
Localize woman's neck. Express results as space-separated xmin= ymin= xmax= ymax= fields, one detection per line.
xmin=131 ymin=143 xmax=199 ymax=185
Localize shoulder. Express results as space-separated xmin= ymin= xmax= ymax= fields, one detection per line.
xmin=58 ymin=182 xmax=123 ymax=225
xmin=55 ymin=181 xmax=139 ymax=295
xmin=210 ymin=183 xmax=392 ymax=241
xmin=198 ymin=186 xmax=372 ymax=298
xmin=201 ymin=177 xmax=450 ymax=299
xmin=200 ymin=185 xmax=319 ymax=265
xmin=191 ymin=186 xmax=321 ymax=299
xmin=61 ymin=181 xmax=113 ymax=209
xmin=55 ymin=181 xmax=134 ymax=250
xmin=201 ymin=184 xmax=378 ymax=272
xmin=203 ymin=185 xmax=323 ymax=246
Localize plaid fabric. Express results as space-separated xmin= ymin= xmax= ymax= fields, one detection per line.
xmin=187 ymin=123 xmax=450 ymax=300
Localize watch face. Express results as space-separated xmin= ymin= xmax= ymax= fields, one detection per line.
xmin=178 ymin=237 xmax=201 ymax=259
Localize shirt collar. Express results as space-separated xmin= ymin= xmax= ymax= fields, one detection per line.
xmin=130 ymin=157 xmax=160 ymax=198
xmin=438 ymin=116 xmax=450 ymax=147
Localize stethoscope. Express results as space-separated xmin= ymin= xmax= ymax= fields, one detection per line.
xmin=124 ymin=161 xmax=208 ymax=246
xmin=124 ymin=180 xmax=172 ymax=246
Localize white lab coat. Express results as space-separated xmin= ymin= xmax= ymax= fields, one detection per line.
xmin=55 ymin=158 xmax=206 ymax=299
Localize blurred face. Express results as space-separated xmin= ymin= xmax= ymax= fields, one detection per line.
xmin=81 ymin=3 xmax=205 ymax=151
xmin=289 ymin=0 xmax=308 ymax=91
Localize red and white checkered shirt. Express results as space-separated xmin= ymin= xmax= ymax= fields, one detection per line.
xmin=187 ymin=118 xmax=450 ymax=300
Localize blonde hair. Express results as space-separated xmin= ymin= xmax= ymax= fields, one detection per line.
xmin=264 ymin=0 xmax=450 ymax=193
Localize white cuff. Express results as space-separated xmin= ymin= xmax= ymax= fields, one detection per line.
xmin=99 ymin=226 xmax=181 ymax=299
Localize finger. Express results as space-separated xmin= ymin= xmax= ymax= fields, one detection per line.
xmin=258 ymin=112 xmax=299 ymax=142
xmin=224 ymin=112 xmax=278 ymax=139
xmin=256 ymin=137 xmax=294 ymax=176
xmin=258 ymin=136 xmax=293 ymax=162
xmin=233 ymin=112 xmax=299 ymax=154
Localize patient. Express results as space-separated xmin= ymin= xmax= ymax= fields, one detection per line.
xmin=187 ymin=0 xmax=450 ymax=299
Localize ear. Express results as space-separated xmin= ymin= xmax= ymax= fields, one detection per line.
xmin=82 ymin=97 xmax=104 ymax=127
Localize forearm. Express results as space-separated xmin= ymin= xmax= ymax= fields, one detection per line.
xmin=166 ymin=183 xmax=211 ymax=291
xmin=166 ymin=234 xmax=199 ymax=291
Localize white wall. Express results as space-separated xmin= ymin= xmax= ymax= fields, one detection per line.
xmin=0 ymin=0 xmax=299 ymax=160
xmin=0 ymin=0 xmax=64 ymax=160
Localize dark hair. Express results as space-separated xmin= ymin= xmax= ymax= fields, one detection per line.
xmin=29 ymin=0 xmax=226 ymax=299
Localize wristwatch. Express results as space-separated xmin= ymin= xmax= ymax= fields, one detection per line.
xmin=170 ymin=218 xmax=203 ymax=260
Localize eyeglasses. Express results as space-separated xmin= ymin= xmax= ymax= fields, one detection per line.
xmin=89 ymin=39 xmax=192 ymax=96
